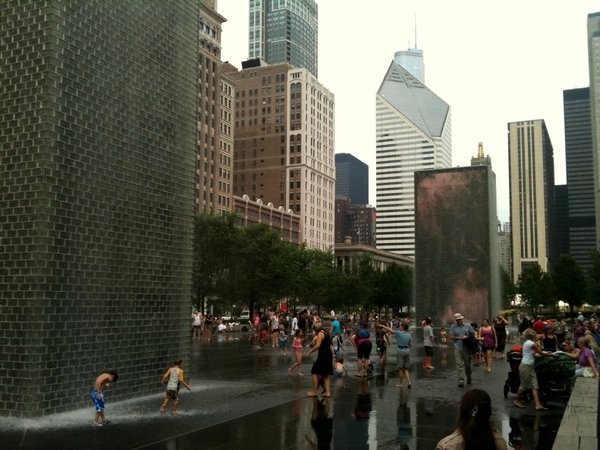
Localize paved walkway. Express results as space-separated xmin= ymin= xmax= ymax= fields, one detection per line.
xmin=0 ymin=330 xmax=570 ymax=449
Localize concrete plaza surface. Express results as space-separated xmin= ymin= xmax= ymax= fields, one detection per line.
xmin=0 ymin=331 xmax=567 ymax=449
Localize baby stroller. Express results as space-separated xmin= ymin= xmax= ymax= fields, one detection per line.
xmin=503 ymin=345 xmax=522 ymax=398
xmin=534 ymin=353 xmax=575 ymax=405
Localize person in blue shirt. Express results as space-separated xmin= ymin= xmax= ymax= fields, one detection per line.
xmin=381 ymin=322 xmax=412 ymax=389
xmin=450 ymin=313 xmax=476 ymax=387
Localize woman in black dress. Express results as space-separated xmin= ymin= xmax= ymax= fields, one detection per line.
xmin=307 ymin=322 xmax=333 ymax=397
xmin=493 ymin=316 xmax=509 ymax=359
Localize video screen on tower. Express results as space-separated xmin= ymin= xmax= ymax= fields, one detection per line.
xmin=415 ymin=167 xmax=492 ymax=326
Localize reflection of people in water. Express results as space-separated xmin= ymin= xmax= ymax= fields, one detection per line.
xmin=396 ymin=390 xmax=412 ymax=447
xmin=415 ymin=170 xmax=491 ymax=325
xmin=508 ymin=416 xmax=523 ymax=449
xmin=352 ymin=380 xmax=372 ymax=421
xmin=306 ymin=398 xmax=333 ymax=450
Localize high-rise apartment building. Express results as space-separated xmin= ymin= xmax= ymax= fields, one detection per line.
xmin=375 ymin=60 xmax=452 ymax=257
xmin=197 ymin=1 xmax=234 ymax=214
xmin=1 ymin=1 xmax=198 ymax=416
xmin=335 ymin=153 xmax=369 ymax=205
xmin=508 ymin=120 xmax=556 ymax=281
xmin=394 ymin=48 xmax=424 ymax=83
xmin=564 ymin=87 xmax=596 ymax=270
xmin=589 ymin=12 xmax=600 ymax=248
xmin=225 ymin=60 xmax=335 ymax=250
xmin=335 ymin=198 xmax=376 ymax=246
xmin=248 ymin=0 xmax=318 ymax=77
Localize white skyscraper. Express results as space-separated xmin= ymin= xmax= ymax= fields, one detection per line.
xmin=375 ymin=60 xmax=452 ymax=257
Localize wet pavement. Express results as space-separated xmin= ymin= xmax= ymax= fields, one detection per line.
xmin=0 ymin=329 xmax=566 ymax=449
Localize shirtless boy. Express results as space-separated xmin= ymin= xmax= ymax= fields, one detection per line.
xmin=91 ymin=370 xmax=118 ymax=427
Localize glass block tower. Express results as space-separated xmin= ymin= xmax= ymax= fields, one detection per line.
xmin=248 ymin=0 xmax=318 ymax=77
xmin=0 ymin=1 xmax=198 ymax=417
xmin=375 ymin=60 xmax=452 ymax=257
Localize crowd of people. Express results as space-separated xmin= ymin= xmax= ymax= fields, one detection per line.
xmin=91 ymin=307 xmax=600 ymax=447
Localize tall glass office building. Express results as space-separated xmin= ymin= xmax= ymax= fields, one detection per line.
xmin=588 ymin=12 xmax=600 ymax=248
xmin=564 ymin=88 xmax=596 ymax=271
xmin=248 ymin=0 xmax=318 ymax=76
xmin=375 ymin=61 xmax=452 ymax=257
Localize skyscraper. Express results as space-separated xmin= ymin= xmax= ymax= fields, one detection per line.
xmin=226 ymin=60 xmax=335 ymax=250
xmin=1 ymin=1 xmax=198 ymax=416
xmin=508 ymin=120 xmax=556 ymax=281
xmin=563 ymin=87 xmax=596 ymax=270
xmin=588 ymin=12 xmax=600 ymax=249
xmin=335 ymin=153 xmax=369 ymax=205
xmin=394 ymin=48 xmax=424 ymax=83
xmin=248 ymin=0 xmax=318 ymax=77
xmin=375 ymin=61 xmax=452 ymax=257
xmin=335 ymin=198 xmax=376 ymax=246
xmin=197 ymin=1 xmax=234 ymax=214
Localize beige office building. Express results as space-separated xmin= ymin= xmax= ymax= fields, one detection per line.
xmin=197 ymin=1 xmax=234 ymax=214
xmin=225 ymin=60 xmax=335 ymax=250
xmin=508 ymin=120 xmax=556 ymax=282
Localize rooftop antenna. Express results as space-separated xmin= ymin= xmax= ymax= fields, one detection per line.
xmin=414 ymin=13 xmax=418 ymax=49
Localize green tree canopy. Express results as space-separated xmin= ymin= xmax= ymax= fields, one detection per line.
xmin=192 ymin=213 xmax=239 ymax=311
xmin=517 ymin=263 xmax=555 ymax=315
xmin=553 ymin=253 xmax=587 ymax=313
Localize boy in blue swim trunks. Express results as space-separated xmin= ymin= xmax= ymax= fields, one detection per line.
xmin=91 ymin=370 xmax=118 ymax=427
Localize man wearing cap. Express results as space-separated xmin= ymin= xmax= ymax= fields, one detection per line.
xmin=450 ymin=313 xmax=476 ymax=387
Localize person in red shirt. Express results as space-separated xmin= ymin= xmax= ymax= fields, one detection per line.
xmin=532 ymin=316 xmax=546 ymax=335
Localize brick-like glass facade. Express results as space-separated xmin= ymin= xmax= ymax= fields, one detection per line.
xmin=0 ymin=1 xmax=198 ymax=416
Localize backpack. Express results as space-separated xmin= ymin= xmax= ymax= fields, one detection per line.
xmin=358 ymin=329 xmax=370 ymax=339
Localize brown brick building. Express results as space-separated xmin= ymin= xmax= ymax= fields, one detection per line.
xmin=224 ymin=59 xmax=335 ymax=250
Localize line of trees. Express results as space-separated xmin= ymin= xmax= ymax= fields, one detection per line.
xmin=505 ymin=252 xmax=600 ymax=315
xmin=191 ymin=213 xmax=413 ymax=317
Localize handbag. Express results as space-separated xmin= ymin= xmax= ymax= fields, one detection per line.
xmin=464 ymin=335 xmax=480 ymax=354
xmin=583 ymin=366 xmax=595 ymax=378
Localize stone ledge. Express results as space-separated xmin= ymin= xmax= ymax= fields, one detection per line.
xmin=552 ymin=377 xmax=599 ymax=450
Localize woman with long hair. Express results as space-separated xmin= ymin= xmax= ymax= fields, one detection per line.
xmin=436 ymin=389 xmax=507 ymax=450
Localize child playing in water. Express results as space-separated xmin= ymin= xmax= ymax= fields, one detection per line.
xmin=160 ymin=360 xmax=191 ymax=415
xmin=288 ymin=330 xmax=304 ymax=375
xmin=439 ymin=326 xmax=448 ymax=348
xmin=334 ymin=357 xmax=347 ymax=376
xmin=278 ymin=324 xmax=289 ymax=356
xmin=91 ymin=370 xmax=118 ymax=427
xmin=259 ymin=324 xmax=268 ymax=350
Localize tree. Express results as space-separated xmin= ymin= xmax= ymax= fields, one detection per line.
xmin=516 ymin=264 xmax=554 ymax=315
xmin=500 ymin=267 xmax=517 ymax=309
xmin=553 ymin=253 xmax=587 ymax=314
xmin=191 ymin=213 xmax=239 ymax=312
xmin=372 ymin=264 xmax=413 ymax=314
xmin=226 ymin=223 xmax=295 ymax=315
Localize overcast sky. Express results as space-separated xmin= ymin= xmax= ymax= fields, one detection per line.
xmin=218 ymin=1 xmax=598 ymax=223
